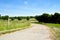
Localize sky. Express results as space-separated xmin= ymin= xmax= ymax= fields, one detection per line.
xmin=0 ymin=0 xmax=60 ymax=16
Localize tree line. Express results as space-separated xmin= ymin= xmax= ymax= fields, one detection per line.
xmin=0 ymin=15 xmax=34 ymax=20
xmin=35 ymin=12 xmax=60 ymax=24
xmin=1 ymin=12 xmax=60 ymax=24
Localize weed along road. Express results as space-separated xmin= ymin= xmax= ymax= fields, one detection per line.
xmin=0 ymin=24 xmax=54 ymax=40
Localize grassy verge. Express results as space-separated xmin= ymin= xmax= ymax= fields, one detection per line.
xmin=0 ymin=19 xmax=30 ymax=35
xmin=34 ymin=22 xmax=60 ymax=40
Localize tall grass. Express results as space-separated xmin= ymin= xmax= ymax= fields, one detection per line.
xmin=0 ymin=20 xmax=8 ymax=31
xmin=0 ymin=19 xmax=30 ymax=34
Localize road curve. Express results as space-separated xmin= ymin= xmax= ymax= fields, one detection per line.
xmin=0 ymin=24 xmax=54 ymax=40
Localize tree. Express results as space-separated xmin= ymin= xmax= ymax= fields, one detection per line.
xmin=53 ymin=12 xmax=60 ymax=23
xmin=0 ymin=14 xmax=1 ymax=19
xmin=26 ymin=16 xmax=30 ymax=20
xmin=35 ymin=13 xmax=50 ymax=23
xmin=35 ymin=12 xmax=60 ymax=24
xmin=10 ymin=17 xmax=14 ymax=20
xmin=17 ymin=17 xmax=22 ymax=20
xmin=2 ymin=15 xmax=9 ymax=20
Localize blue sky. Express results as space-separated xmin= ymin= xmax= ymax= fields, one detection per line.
xmin=0 ymin=0 xmax=60 ymax=16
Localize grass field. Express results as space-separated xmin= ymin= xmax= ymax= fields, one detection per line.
xmin=0 ymin=19 xmax=30 ymax=34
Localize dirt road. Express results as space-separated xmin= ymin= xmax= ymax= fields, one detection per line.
xmin=0 ymin=24 xmax=54 ymax=40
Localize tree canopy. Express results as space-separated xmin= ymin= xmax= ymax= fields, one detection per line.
xmin=35 ymin=12 xmax=60 ymax=24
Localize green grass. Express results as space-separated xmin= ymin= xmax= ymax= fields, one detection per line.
xmin=0 ymin=20 xmax=8 ymax=31
xmin=44 ymin=23 xmax=60 ymax=28
xmin=0 ymin=19 xmax=30 ymax=35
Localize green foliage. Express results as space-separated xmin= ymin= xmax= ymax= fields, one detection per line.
xmin=35 ymin=12 xmax=60 ymax=24
xmin=0 ymin=15 xmax=35 ymax=21
xmin=26 ymin=16 xmax=30 ymax=20
xmin=10 ymin=17 xmax=14 ymax=20
xmin=0 ymin=15 xmax=9 ymax=20
xmin=17 ymin=17 xmax=22 ymax=20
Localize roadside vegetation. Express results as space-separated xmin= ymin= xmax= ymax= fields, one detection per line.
xmin=0 ymin=19 xmax=30 ymax=35
xmin=0 ymin=19 xmax=30 ymax=31
xmin=0 ymin=15 xmax=31 ymax=35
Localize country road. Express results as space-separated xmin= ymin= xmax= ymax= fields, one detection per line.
xmin=0 ymin=24 xmax=54 ymax=40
